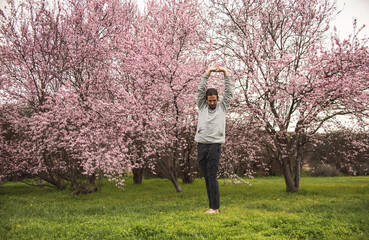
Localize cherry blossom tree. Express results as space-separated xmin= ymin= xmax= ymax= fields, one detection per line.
xmin=135 ymin=0 xmax=208 ymax=192
xmin=0 ymin=0 xmax=73 ymax=188
xmin=0 ymin=0 xmax=139 ymax=193
xmin=209 ymin=0 xmax=369 ymax=192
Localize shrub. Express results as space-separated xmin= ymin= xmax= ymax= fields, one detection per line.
xmin=311 ymin=164 xmax=340 ymax=177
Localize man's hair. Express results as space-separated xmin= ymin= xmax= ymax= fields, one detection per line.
xmin=206 ymin=88 xmax=218 ymax=100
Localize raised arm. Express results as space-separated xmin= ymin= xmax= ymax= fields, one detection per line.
xmin=218 ymin=67 xmax=233 ymax=111
xmin=197 ymin=66 xmax=217 ymax=109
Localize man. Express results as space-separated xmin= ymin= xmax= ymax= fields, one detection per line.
xmin=195 ymin=65 xmax=234 ymax=214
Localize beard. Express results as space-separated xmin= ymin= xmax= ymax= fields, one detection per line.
xmin=209 ymin=104 xmax=216 ymax=110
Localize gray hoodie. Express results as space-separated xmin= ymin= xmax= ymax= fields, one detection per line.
xmin=194 ymin=74 xmax=234 ymax=144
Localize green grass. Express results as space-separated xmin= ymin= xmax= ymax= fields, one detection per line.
xmin=1 ymin=176 xmax=368 ymax=239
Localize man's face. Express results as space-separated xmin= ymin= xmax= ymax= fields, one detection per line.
xmin=207 ymin=95 xmax=218 ymax=110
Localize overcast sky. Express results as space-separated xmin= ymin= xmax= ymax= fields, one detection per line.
xmin=333 ymin=0 xmax=369 ymax=39
xmin=1 ymin=0 xmax=368 ymax=39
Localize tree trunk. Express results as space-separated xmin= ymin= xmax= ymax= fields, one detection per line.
xmin=282 ymin=158 xmax=299 ymax=192
xmin=181 ymin=148 xmax=194 ymax=184
xmin=182 ymin=174 xmax=193 ymax=184
xmin=283 ymin=173 xmax=299 ymax=192
xmin=39 ymin=172 xmax=66 ymax=190
xmin=294 ymin=155 xmax=301 ymax=190
xmin=87 ymin=174 xmax=96 ymax=185
xmin=132 ymin=168 xmax=143 ymax=184
xmin=154 ymin=153 xmax=183 ymax=192
xmin=169 ymin=174 xmax=183 ymax=192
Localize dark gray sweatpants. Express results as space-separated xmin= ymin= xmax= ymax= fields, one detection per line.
xmin=197 ymin=143 xmax=221 ymax=210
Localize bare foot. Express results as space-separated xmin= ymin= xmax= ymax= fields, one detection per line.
xmin=205 ymin=209 xmax=219 ymax=214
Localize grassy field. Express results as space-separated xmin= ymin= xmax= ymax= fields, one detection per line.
xmin=0 ymin=176 xmax=368 ymax=239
